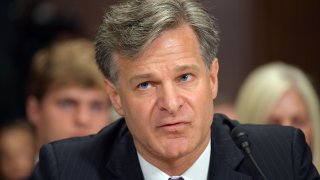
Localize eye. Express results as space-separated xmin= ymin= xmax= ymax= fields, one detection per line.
xmin=59 ymin=99 xmax=74 ymax=108
xmin=137 ymin=82 xmax=151 ymax=90
xmin=91 ymin=102 xmax=103 ymax=112
xmin=179 ymin=73 xmax=192 ymax=82
xmin=292 ymin=116 xmax=307 ymax=127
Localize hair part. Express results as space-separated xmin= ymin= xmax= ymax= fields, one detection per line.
xmin=95 ymin=0 xmax=219 ymax=84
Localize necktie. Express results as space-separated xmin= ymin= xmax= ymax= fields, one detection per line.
xmin=168 ymin=177 xmax=184 ymax=180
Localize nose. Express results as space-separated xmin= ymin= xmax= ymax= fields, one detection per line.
xmin=75 ymin=106 xmax=91 ymax=127
xmin=157 ymin=83 xmax=183 ymax=115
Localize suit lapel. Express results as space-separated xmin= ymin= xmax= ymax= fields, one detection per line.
xmin=104 ymin=124 xmax=144 ymax=180
xmin=208 ymin=115 xmax=252 ymax=180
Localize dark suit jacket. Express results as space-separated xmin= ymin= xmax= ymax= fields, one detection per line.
xmin=30 ymin=114 xmax=319 ymax=180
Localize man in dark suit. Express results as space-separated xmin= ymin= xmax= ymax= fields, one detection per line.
xmin=30 ymin=0 xmax=319 ymax=179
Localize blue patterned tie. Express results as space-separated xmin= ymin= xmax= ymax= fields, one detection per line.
xmin=168 ymin=177 xmax=184 ymax=180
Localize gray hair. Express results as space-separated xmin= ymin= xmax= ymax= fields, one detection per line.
xmin=95 ymin=0 xmax=219 ymax=84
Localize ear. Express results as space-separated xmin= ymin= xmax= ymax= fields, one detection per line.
xmin=209 ymin=58 xmax=219 ymax=99
xmin=104 ymin=79 xmax=124 ymax=116
xmin=26 ymin=96 xmax=42 ymax=127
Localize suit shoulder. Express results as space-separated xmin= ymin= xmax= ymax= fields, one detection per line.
xmin=47 ymin=118 xmax=129 ymax=161
xmin=242 ymin=124 xmax=303 ymax=149
xmin=213 ymin=113 xmax=297 ymax=142
xmin=241 ymin=123 xmax=296 ymax=142
xmin=34 ymin=119 xmax=132 ymax=179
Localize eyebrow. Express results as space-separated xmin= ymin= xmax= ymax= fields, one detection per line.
xmin=129 ymin=73 xmax=154 ymax=85
xmin=129 ymin=64 xmax=200 ymax=84
xmin=174 ymin=64 xmax=200 ymax=72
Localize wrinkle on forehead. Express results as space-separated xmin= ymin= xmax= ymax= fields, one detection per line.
xmin=115 ymin=24 xmax=205 ymax=85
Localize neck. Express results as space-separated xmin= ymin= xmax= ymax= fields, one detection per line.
xmin=136 ymin=135 xmax=211 ymax=176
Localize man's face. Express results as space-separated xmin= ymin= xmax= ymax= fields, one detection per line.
xmin=107 ymin=25 xmax=219 ymax=163
xmin=29 ymin=87 xmax=111 ymax=145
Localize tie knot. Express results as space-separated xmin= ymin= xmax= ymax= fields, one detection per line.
xmin=168 ymin=177 xmax=184 ymax=180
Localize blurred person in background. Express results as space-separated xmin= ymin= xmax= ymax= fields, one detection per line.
xmin=0 ymin=119 xmax=36 ymax=180
xmin=214 ymin=95 xmax=236 ymax=120
xmin=26 ymin=39 xmax=113 ymax=152
xmin=236 ymin=62 xmax=320 ymax=170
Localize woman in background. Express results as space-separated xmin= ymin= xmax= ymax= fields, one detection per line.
xmin=236 ymin=62 xmax=320 ymax=170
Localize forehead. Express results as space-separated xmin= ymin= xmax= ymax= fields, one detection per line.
xmin=44 ymin=86 xmax=107 ymax=100
xmin=115 ymin=25 xmax=205 ymax=79
xmin=272 ymin=89 xmax=307 ymax=115
xmin=0 ymin=128 xmax=34 ymax=147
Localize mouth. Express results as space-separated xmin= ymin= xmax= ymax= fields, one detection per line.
xmin=157 ymin=122 xmax=189 ymax=132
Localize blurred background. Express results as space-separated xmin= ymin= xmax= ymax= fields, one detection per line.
xmin=1 ymin=0 xmax=319 ymax=123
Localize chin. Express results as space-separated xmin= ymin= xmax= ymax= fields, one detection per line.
xmin=161 ymin=148 xmax=192 ymax=161
xmin=160 ymin=139 xmax=191 ymax=157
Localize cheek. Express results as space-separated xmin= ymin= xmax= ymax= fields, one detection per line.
xmin=121 ymin=97 xmax=155 ymax=133
xmin=193 ymin=89 xmax=214 ymax=114
xmin=91 ymin=118 xmax=110 ymax=129
xmin=40 ymin=109 xmax=73 ymax=135
xmin=92 ymin=110 xmax=110 ymax=120
xmin=121 ymin=91 xmax=154 ymax=116
xmin=42 ymin=110 xmax=64 ymax=126
xmin=181 ymin=94 xmax=213 ymax=134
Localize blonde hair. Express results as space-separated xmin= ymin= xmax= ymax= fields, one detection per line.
xmin=27 ymin=39 xmax=105 ymax=100
xmin=236 ymin=62 xmax=320 ymax=169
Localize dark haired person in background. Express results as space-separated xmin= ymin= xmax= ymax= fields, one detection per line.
xmin=31 ymin=0 xmax=319 ymax=179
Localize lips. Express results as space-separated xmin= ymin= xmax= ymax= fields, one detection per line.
xmin=157 ymin=122 xmax=189 ymax=132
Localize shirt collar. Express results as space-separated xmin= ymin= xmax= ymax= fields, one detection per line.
xmin=138 ymin=140 xmax=211 ymax=180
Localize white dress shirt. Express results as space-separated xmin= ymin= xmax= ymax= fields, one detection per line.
xmin=138 ymin=140 xmax=211 ymax=180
